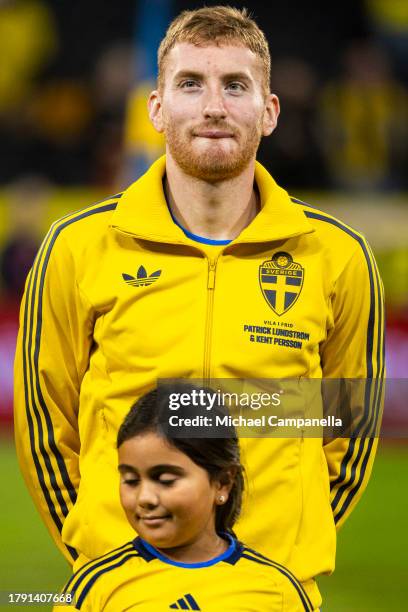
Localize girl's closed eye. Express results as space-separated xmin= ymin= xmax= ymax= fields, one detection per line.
xmin=159 ymin=477 xmax=177 ymax=486
xmin=121 ymin=473 xmax=140 ymax=486
xmin=157 ymin=472 xmax=178 ymax=486
xmin=125 ymin=479 xmax=139 ymax=486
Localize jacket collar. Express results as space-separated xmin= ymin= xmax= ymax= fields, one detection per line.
xmin=110 ymin=155 xmax=314 ymax=245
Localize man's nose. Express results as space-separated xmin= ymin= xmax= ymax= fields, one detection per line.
xmin=202 ymin=87 xmax=227 ymax=120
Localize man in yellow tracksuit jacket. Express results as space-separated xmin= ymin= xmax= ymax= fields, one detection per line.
xmin=14 ymin=7 xmax=384 ymax=610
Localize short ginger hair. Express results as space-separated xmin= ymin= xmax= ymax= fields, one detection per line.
xmin=157 ymin=5 xmax=271 ymax=93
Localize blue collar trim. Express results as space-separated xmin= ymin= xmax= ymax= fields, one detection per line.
xmin=166 ymin=200 xmax=232 ymax=246
xmin=139 ymin=533 xmax=237 ymax=568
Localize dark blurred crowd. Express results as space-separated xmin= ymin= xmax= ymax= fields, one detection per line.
xmin=0 ymin=0 xmax=135 ymax=188
xmin=0 ymin=0 xmax=408 ymax=305
xmin=1 ymin=0 xmax=407 ymax=191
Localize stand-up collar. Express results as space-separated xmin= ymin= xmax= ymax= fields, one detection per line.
xmin=110 ymin=156 xmax=314 ymax=244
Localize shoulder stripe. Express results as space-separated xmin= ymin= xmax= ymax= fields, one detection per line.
xmin=76 ymin=553 xmax=140 ymax=609
xmin=290 ymin=197 xmax=319 ymax=211
xmin=241 ymin=547 xmax=312 ymax=608
xmin=66 ymin=549 xmax=140 ymax=609
xmin=22 ymin=201 xmax=118 ymax=561
xmin=64 ymin=545 xmax=136 ymax=598
xmin=303 ymin=210 xmax=368 ymax=264
xmin=100 ymin=193 xmax=123 ymax=202
xmin=241 ymin=545 xmax=277 ymax=563
xmin=241 ymin=552 xmax=312 ymax=611
xmin=298 ymin=208 xmax=384 ymax=524
xmin=63 ymin=542 xmax=133 ymax=594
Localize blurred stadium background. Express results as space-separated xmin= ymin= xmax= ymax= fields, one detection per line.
xmin=0 ymin=0 xmax=407 ymax=609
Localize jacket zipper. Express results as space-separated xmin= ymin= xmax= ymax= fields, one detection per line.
xmin=203 ymin=256 xmax=219 ymax=384
xmin=113 ymin=225 xmax=221 ymax=384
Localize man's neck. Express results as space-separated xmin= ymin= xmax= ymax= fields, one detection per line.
xmin=164 ymin=154 xmax=260 ymax=241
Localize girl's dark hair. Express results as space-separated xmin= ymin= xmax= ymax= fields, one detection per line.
xmin=117 ymin=383 xmax=245 ymax=535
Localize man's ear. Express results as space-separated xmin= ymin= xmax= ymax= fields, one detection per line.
xmin=262 ymin=93 xmax=280 ymax=137
xmin=148 ymin=90 xmax=164 ymax=133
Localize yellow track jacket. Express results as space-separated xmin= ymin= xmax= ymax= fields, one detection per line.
xmin=14 ymin=157 xmax=384 ymax=608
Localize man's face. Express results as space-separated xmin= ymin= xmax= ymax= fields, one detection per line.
xmin=149 ymin=42 xmax=279 ymax=181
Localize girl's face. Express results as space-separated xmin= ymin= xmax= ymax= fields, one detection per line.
xmin=118 ymin=432 xmax=230 ymax=552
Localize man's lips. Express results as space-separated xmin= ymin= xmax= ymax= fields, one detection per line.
xmin=194 ymin=130 xmax=234 ymax=138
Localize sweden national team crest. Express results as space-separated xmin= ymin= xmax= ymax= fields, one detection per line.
xmin=259 ymin=252 xmax=304 ymax=315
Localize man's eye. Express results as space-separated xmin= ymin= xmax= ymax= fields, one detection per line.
xmin=180 ymin=80 xmax=199 ymax=89
xmin=227 ymin=82 xmax=245 ymax=92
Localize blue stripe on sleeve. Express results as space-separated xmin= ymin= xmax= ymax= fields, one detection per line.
xmin=22 ymin=201 xmax=118 ymax=560
xmin=332 ymin=246 xmax=385 ymax=522
xmin=301 ymin=209 xmax=383 ymax=524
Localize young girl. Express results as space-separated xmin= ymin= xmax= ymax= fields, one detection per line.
xmin=56 ymin=384 xmax=313 ymax=611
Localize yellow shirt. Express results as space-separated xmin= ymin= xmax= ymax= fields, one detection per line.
xmin=54 ymin=536 xmax=313 ymax=611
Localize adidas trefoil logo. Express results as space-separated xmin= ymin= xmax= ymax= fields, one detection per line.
xmin=122 ymin=265 xmax=162 ymax=287
xmin=169 ymin=593 xmax=201 ymax=610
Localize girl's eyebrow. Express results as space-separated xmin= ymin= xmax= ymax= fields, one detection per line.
xmin=149 ymin=464 xmax=186 ymax=477
xmin=118 ymin=464 xmax=138 ymax=473
xmin=117 ymin=463 xmax=186 ymax=476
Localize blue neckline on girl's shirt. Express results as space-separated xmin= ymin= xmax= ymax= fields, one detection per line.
xmin=140 ymin=532 xmax=237 ymax=568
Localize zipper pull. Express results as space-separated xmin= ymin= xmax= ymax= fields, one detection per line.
xmin=208 ymin=261 xmax=216 ymax=289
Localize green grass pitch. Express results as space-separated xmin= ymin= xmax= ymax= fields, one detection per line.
xmin=0 ymin=437 xmax=406 ymax=611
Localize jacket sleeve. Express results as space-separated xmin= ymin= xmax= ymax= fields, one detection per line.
xmin=320 ymin=239 xmax=385 ymax=529
xmin=14 ymin=226 xmax=94 ymax=563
